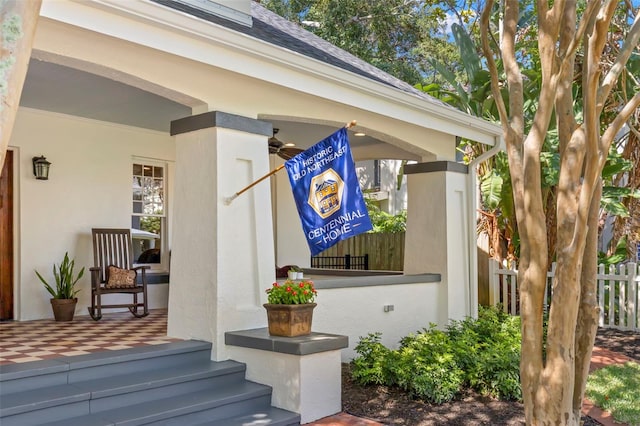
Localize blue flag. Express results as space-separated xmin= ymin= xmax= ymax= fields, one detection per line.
xmin=285 ymin=127 xmax=372 ymax=256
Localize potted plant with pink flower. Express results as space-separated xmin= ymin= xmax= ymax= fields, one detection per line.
xmin=264 ymin=279 xmax=317 ymax=337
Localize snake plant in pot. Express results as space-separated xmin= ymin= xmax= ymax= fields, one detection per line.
xmin=35 ymin=252 xmax=85 ymax=321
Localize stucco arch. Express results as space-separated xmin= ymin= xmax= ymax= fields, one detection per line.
xmin=258 ymin=114 xmax=436 ymax=162
xmin=31 ymin=50 xmax=207 ymax=111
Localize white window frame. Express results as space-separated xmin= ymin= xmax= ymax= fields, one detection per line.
xmin=131 ymin=158 xmax=169 ymax=272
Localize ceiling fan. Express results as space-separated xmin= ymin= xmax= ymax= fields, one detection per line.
xmin=268 ymin=128 xmax=304 ymax=160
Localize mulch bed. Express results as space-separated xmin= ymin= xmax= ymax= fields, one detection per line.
xmin=594 ymin=327 xmax=640 ymax=362
xmin=341 ymin=327 xmax=639 ymax=425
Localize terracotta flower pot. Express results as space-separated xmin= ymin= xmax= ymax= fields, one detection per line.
xmin=50 ymin=298 xmax=78 ymax=322
xmin=263 ymin=303 xmax=317 ymax=337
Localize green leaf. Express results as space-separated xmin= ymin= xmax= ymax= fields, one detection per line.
xmin=602 ymin=160 xmax=632 ymax=179
xmin=427 ymin=58 xmax=470 ymax=108
xmin=600 ymin=198 xmax=630 ymax=217
xmin=602 ymin=186 xmax=640 ymax=199
xmin=480 ymin=171 xmax=503 ymax=210
xmin=34 ymin=252 xmax=84 ymax=299
xmin=540 ymin=152 xmax=560 ymax=187
xmin=451 ymin=23 xmax=480 ymax=85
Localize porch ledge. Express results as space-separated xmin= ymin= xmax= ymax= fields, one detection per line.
xmin=138 ymin=272 xmax=169 ymax=285
xmin=225 ymin=328 xmax=348 ymax=356
xmin=309 ymin=273 xmax=441 ymax=290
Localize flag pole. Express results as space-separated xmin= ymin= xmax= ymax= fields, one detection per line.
xmin=224 ymin=120 xmax=357 ymax=205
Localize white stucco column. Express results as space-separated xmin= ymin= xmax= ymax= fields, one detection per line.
xmin=403 ymin=162 xmax=471 ymax=325
xmin=167 ymin=111 xmax=275 ymax=361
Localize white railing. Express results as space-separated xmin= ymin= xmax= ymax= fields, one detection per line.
xmin=488 ymin=260 xmax=639 ymax=331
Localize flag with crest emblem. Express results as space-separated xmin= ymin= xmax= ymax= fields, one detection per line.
xmin=285 ymin=127 xmax=372 ymax=256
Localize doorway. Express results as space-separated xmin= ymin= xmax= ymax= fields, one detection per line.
xmin=0 ymin=150 xmax=14 ymax=320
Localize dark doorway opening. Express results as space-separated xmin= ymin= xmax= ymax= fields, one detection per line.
xmin=1 ymin=150 xmax=14 ymax=320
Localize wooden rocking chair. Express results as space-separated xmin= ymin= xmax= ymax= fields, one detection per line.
xmin=88 ymin=228 xmax=149 ymax=320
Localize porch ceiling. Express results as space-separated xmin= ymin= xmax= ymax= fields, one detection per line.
xmin=19 ymin=59 xmax=423 ymax=161
xmin=19 ymin=59 xmax=192 ymax=133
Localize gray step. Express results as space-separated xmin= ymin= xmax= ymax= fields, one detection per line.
xmin=0 ymin=359 xmax=71 ymax=395
xmin=0 ymin=340 xmax=212 ymax=395
xmin=0 ymin=360 xmax=246 ymax=418
xmin=67 ymin=340 xmax=213 ymax=382
xmin=0 ymin=340 xmax=301 ymax=426
xmin=0 ymin=384 xmax=91 ymax=418
xmin=34 ymin=380 xmax=275 ymax=426
xmin=160 ymin=406 xmax=302 ymax=426
xmin=78 ymin=359 xmax=244 ymax=402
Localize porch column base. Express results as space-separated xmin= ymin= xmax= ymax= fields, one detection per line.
xmin=225 ymin=328 xmax=348 ymax=423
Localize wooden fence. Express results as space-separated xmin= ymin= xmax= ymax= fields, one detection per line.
xmin=315 ymin=232 xmax=405 ymax=271
xmin=488 ymin=260 xmax=640 ymax=331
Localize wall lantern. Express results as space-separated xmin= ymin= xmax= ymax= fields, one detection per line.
xmin=32 ymin=156 xmax=51 ymax=180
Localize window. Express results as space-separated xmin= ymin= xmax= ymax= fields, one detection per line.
xmin=132 ymin=161 xmax=166 ymax=269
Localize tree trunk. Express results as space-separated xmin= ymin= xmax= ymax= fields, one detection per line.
xmin=480 ymin=2 xmax=640 ymax=425
xmin=573 ymin=182 xmax=601 ymax=420
xmin=0 ymin=0 xmax=42 ymax=172
xmin=537 ymin=256 xmax=583 ymax=424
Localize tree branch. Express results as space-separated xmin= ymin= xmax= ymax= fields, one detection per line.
xmin=503 ymin=0 xmax=524 ymax=133
xmin=601 ymin=91 xmax=640 ymax=162
xmin=480 ymin=0 xmax=508 ymax=128
xmin=597 ymin=9 xmax=640 ymax=112
xmin=558 ymin=0 xmax=600 ymax=75
xmin=556 ymin=0 xmax=579 ymax=154
xmin=569 ymin=1 xmax=618 ymax=259
xmin=541 ymin=0 xmax=566 ymax=41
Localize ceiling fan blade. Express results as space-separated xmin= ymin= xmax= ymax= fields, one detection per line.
xmin=277 ymin=147 xmax=304 ymax=160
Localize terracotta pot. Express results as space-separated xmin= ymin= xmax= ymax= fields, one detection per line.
xmin=263 ymin=303 xmax=317 ymax=337
xmin=50 ymin=298 xmax=78 ymax=322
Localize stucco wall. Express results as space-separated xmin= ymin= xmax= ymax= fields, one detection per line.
xmin=313 ymin=280 xmax=442 ymax=361
xmin=9 ymin=107 xmax=174 ymax=320
xmin=404 ymin=168 xmax=470 ymax=324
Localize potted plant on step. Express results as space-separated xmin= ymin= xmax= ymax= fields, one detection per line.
xmin=264 ymin=279 xmax=317 ymax=337
xmin=35 ymin=252 xmax=85 ymax=321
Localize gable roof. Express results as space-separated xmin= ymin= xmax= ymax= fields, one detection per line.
xmin=151 ymin=0 xmax=455 ymax=112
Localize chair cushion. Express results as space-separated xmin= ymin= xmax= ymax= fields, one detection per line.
xmin=106 ymin=265 xmax=137 ymax=288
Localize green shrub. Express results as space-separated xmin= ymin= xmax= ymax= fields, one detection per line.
xmin=448 ymin=306 xmax=522 ymax=400
xmin=350 ymin=332 xmax=392 ymax=385
xmin=392 ymin=327 xmax=464 ymax=403
xmin=351 ymin=306 xmax=523 ymax=404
